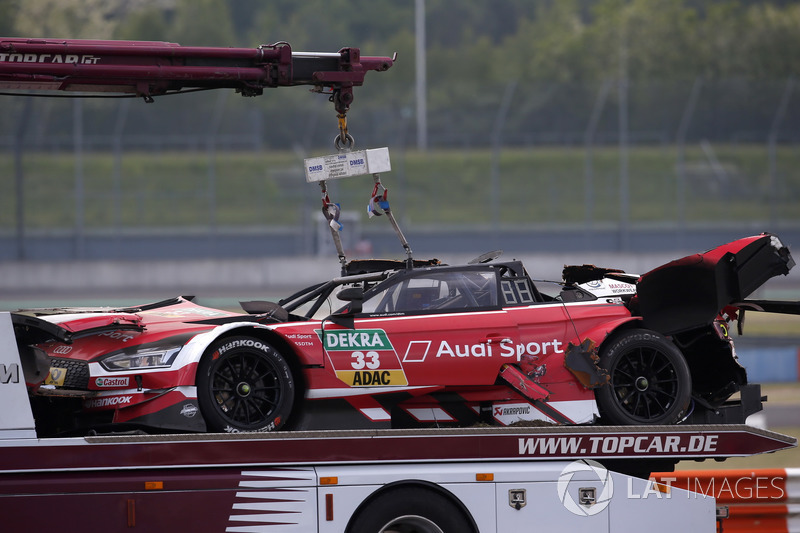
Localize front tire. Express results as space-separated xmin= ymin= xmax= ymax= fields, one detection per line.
xmin=595 ymin=329 xmax=691 ymax=425
xmin=197 ymin=335 xmax=294 ymax=433
xmin=347 ymin=486 xmax=476 ymax=533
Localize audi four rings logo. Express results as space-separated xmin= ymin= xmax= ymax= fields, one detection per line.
xmin=557 ymin=459 xmax=614 ymax=517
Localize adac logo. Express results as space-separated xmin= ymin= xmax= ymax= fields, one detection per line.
xmin=557 ymin=459 xmax=614 ymax=517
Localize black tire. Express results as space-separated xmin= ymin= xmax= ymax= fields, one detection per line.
xmin=347 ymin=486 xmax=476 ymax=533
xmin=196 ymin=335 xmax=294 ymax=433
xmin=595 ymin=328 xmax=691 ymax=425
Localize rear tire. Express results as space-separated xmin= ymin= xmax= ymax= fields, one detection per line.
xmin=595 ymin=329 xmax=691 ymax=425
xmin=197 ymin=335 xmax=294 ymax=433
xmin=347 ymin=486 xmax=476 ymax=533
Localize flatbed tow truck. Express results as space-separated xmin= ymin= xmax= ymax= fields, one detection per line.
xmin=0 ymin=36 xmax=797 ymax=532
xmin=0 ymin=311 xmax=796 ymax=532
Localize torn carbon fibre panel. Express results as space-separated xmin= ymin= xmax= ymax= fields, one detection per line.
xmin=637 ymin=233 xmax=794 ymax=335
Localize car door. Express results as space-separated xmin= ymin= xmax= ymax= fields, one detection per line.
xmin=318 ymin=267 xmax=521 ymax=388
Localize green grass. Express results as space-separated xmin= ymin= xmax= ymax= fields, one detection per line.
xmin=1 ymin=144 xmax=798 ymax=230
xmin=739 ymin=313 xmax=800 ymax=337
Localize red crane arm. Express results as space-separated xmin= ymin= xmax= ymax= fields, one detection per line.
xmin=0 ymin=38 xmax=394 ymax=113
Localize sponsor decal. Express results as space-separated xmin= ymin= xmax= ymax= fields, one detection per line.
xmin=320 ymin=329 xmax=392 ymax=351
xmin=180 ymin=403 xmax=199 ymax=418
xmin=433 ymin=339 xmax=564 ymax=359
xmin=316 ymin=329 xmax=408 ymax=387
xmin=216 ymin=338 xmax=273 ymax=357
xmin=224 ymin=416 xmax=280 ymax=433
xmin=97 ymin=331 xmax=135 ymax=342
xmin=339 ymin=370 xmax=406 ymax=386
xmin=45 ymin=367 xmax=67 ymax=387
xmin=518 ymin=434 xmax=720 ymax=456
xmin=584 ymin=279 xmax=634 ymax=294
xmin=0 ymin=53 xmax=100 ymax=64
xmin=84 ymin=395 xmax=133 ymax=409
xmin=0 ymin=363 xmax=20 ymax=384
xmin=95 ymin=376 xmax=129 ymax=388
xmin=282 ymin=333 xmax=316 ymax=347
xmin=557 ymin=460 xmax=613 ymax=517
xmin=149 ymin=308 xmax=229 ymax=319
xmin=494 ymin=405 xmax=532 ymax=417
xmin=492 ymin=402 xmax=548 ymax=425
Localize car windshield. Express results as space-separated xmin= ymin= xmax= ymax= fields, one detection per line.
xmin=361 ymin=270 xmax=498 ymax=314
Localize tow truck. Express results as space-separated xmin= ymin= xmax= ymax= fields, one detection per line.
xmin=0 ymin=36 xmax=395 ymax=149
xmin=0 ymin=36 xmax=797 ymax=532
xmin=3 ymin=212 xmax=796 ymax=533
xmin=0 ymin=319 xmax=795 ymax=532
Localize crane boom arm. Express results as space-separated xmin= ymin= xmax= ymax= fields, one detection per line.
xmin=0 ymin=38 xmax=394 ymax=113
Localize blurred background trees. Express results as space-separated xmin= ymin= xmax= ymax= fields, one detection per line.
xmin=1 ymin=0 xmax=797 ymax=82
xmin=1 ymin=0 xmax=798 ymax=260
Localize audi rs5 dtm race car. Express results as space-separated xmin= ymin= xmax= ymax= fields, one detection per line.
xmin=13 ymin=233 xmax=796 ymax=436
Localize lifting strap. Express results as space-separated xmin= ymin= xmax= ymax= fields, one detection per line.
xmin=369 ymin=175 xmax=413 ymax=268
xmin=320 ymin=184 xmax=347 ymax=275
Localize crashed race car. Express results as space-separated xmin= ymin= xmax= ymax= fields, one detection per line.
xmin=13 ymin=232 xmax=796 ymax=436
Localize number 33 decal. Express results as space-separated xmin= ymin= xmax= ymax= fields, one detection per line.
xmin=351 ymin=351 xmax=380 ymax=370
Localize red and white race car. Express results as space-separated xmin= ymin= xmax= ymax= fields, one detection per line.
xmin=14 ymin=233 xmax=795 ymax=436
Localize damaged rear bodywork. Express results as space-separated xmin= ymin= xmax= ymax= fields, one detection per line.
xmin=568 ymin=233 xmax=795 ymax=425
xmin=637 ymin=233 xmax=795 ymax=335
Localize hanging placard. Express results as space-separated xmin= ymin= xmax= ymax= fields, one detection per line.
xmin=304 ymin=147 xmax=391 ymax=182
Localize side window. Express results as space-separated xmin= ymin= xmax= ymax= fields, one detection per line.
xmin=456 ymin=271 xmax=497 ymax=308
xmin=361 ymin=282 xmax=402 ymax=314
xmin=360 ymin=270 xmax=498 ymax=314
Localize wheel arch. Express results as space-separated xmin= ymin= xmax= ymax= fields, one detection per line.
xmin=590 ymin=318 xmax=705 ymax=386
xmin=184 ymin=323 xmax=307 ymax=415
xmin=578 ymin=316 xmax=643 ymax=354
xmin=344 ymin=480 xmax=479 ymax=533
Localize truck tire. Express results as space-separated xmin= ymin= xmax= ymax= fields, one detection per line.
xmin=197 ymin=335 xmax=294 ymax=433
xmin=348 ymin=486 xmax=476 ymax=533
xmin=595 ymin=329 xmax=691 ymax=425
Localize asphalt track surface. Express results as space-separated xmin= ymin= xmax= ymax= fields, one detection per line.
xmin=761 ymin=404 xmax=800 ymax=428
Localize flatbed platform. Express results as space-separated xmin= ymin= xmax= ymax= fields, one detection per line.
xmin=2 ymin=424 xmax=794 ymax=474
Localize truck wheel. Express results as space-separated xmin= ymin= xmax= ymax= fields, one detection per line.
xmin=348 ymin=486 xmax=476 ymax=533
xmin=197 ymin=336 xmax=294 ymax=433
xmin=595 ymin=329 xmax=691 ymax=425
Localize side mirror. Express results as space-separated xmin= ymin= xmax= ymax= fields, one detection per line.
xmin=337 ymin=287 xmax=363 ymax=315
